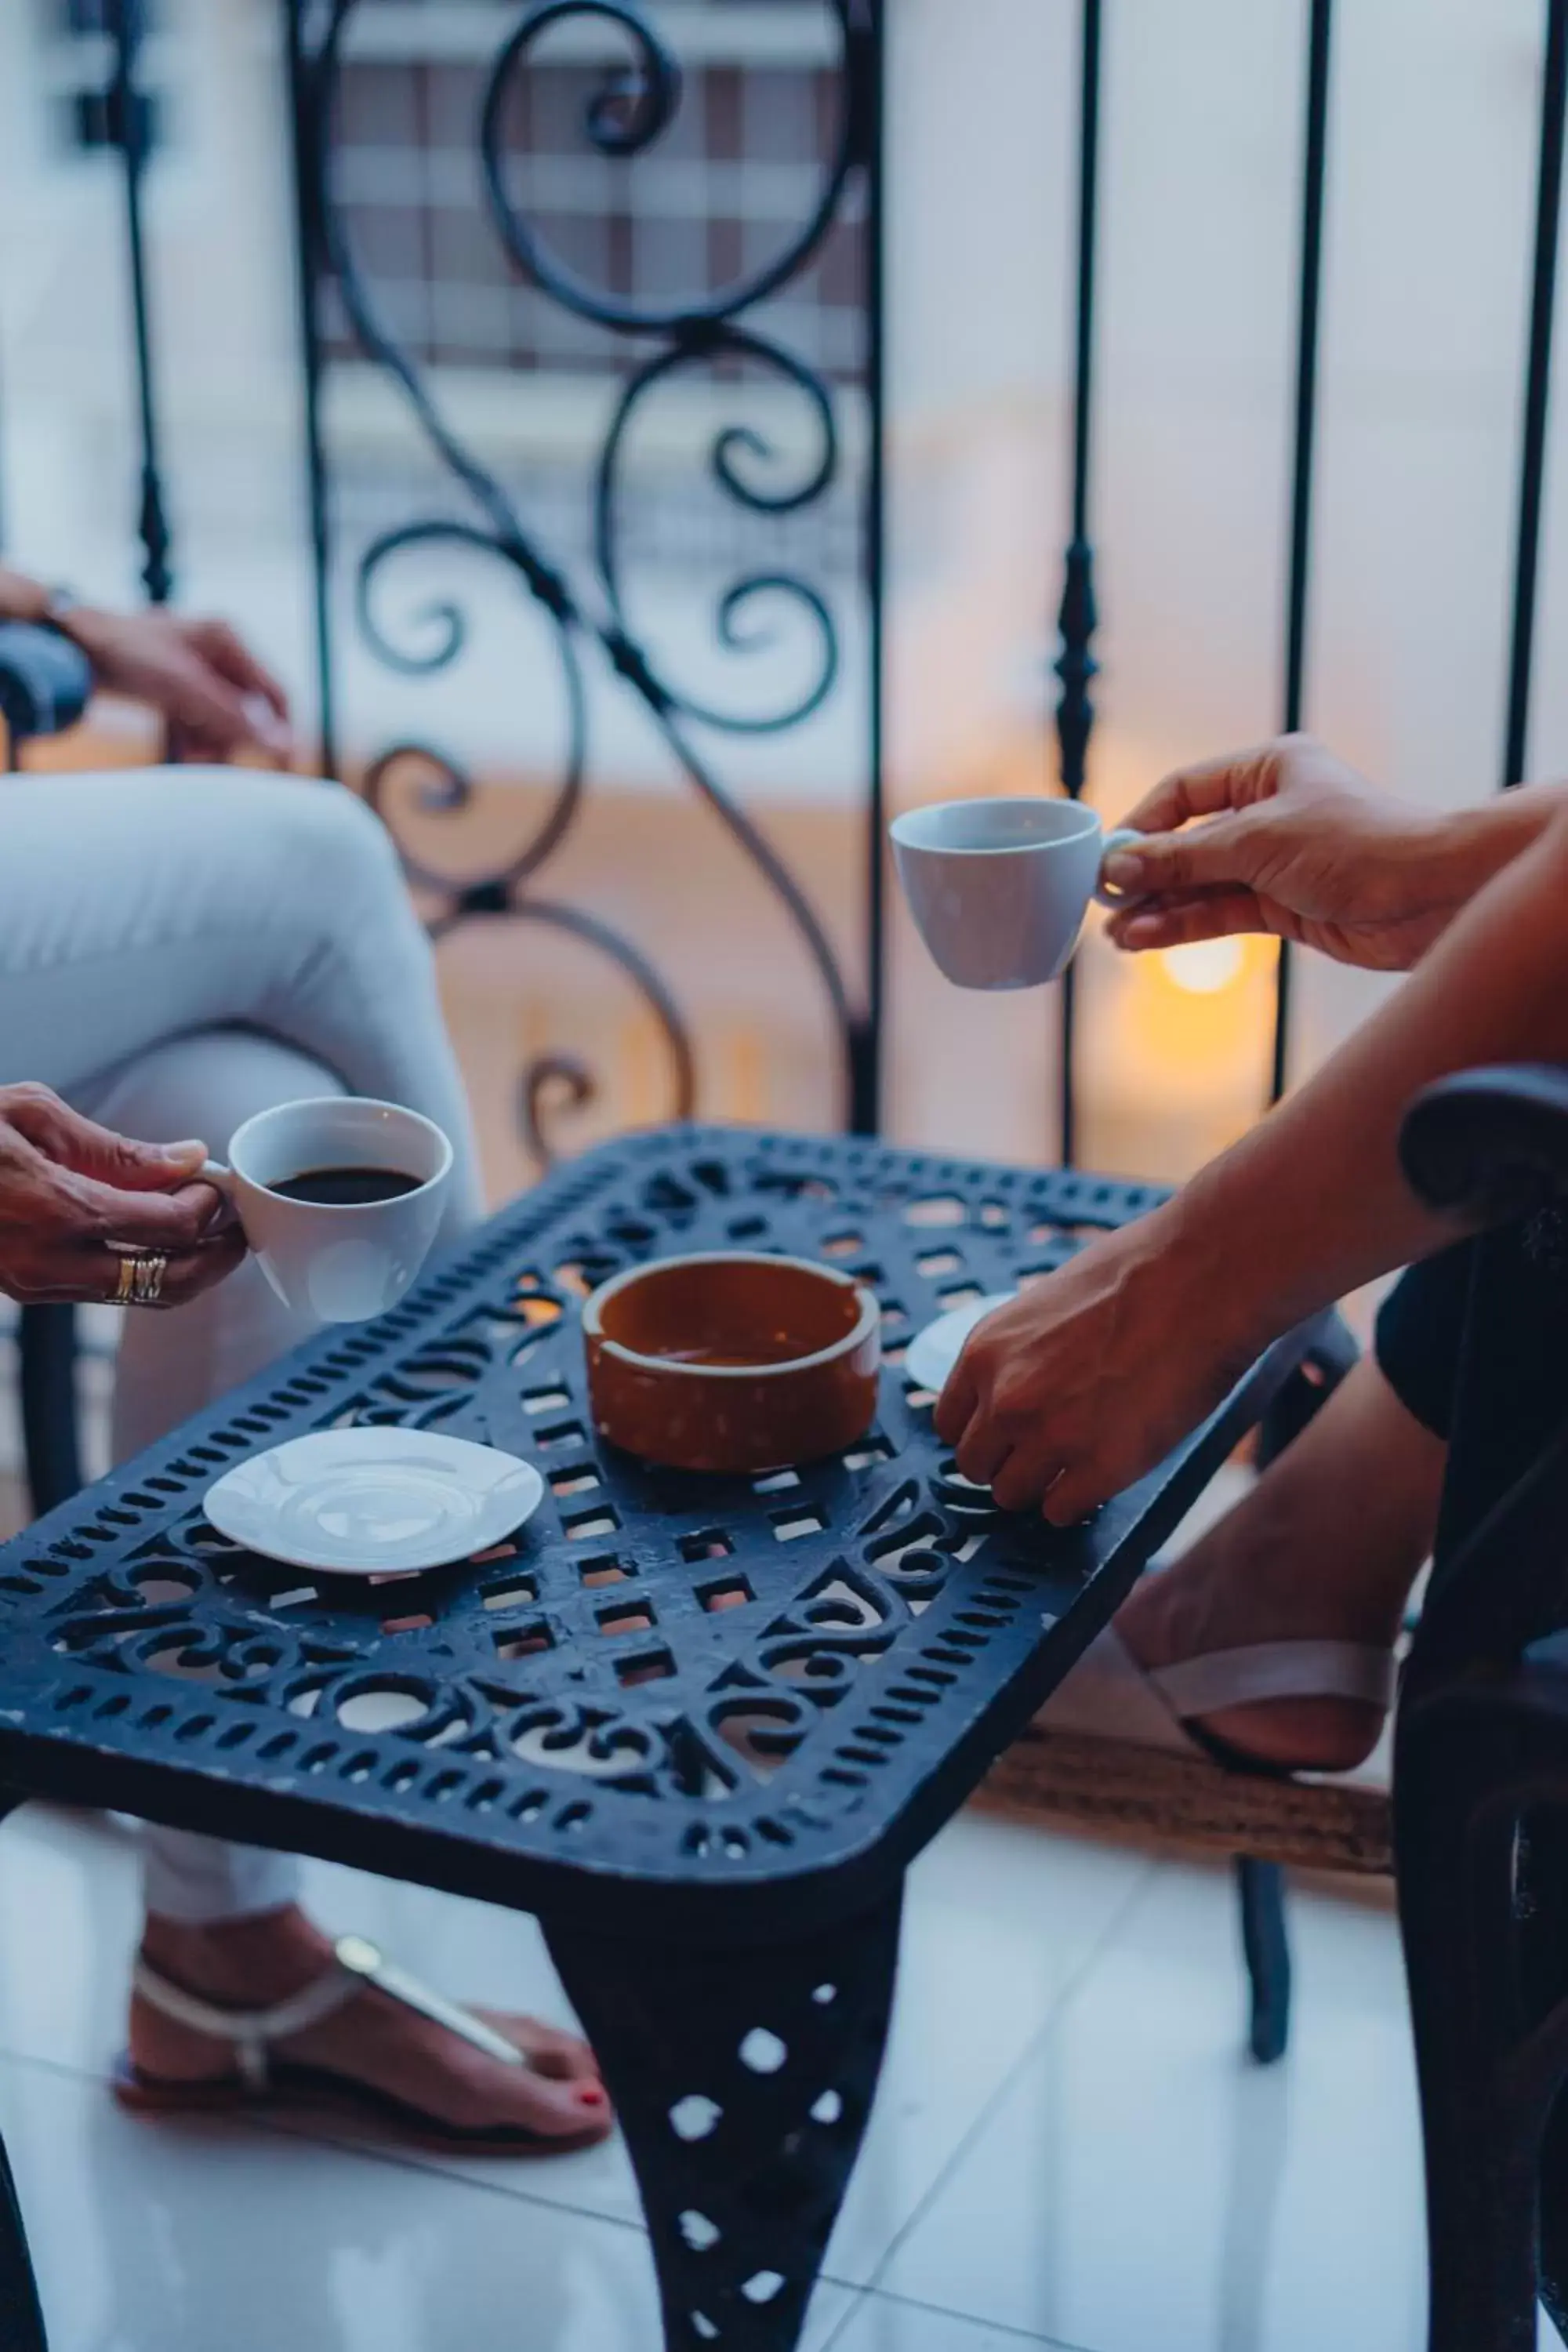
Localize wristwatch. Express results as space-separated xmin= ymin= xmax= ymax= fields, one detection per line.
xmin=38 ymin=586 xmax=85 ymax=635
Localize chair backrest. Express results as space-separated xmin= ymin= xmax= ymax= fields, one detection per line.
xmin=1399 ymin=1065 xmax=1568 ymax=1680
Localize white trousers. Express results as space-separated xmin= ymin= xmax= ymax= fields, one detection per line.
xmin=0 ymin=769 xmax=482 ymax=1922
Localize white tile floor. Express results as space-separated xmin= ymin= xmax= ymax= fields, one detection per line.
xmin=0 ymin=1800 xmax=1546 ymax=2352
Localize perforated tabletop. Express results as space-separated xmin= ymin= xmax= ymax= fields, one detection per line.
xmin=0 ymin=1126 xmax=1319 ymax=1941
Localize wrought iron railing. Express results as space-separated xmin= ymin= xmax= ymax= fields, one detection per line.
xmin=289 ymin=0 xmax=883 ymax=1161
xmin=13 ymin=0 xmax=1568 ymax=1170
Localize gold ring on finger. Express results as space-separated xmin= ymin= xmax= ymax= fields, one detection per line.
xmin=110 ymin=1249 xmax=168 ymax=1309
xmin=129 ymin=1250 xmax=169 ymax=1308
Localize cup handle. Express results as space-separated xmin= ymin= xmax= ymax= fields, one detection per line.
xmin=198 ymin=1159 xmax=237 ymax=1198
xmin=1094 ymin=826 xmax=1145 ymax=908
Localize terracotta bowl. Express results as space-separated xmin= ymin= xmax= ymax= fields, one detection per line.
xmin=583 ymin=1251 xmax=880 ymax=1475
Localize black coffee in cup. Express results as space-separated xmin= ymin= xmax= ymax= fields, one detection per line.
xmin=266 ymin=1167 xmax=424 ymax=1207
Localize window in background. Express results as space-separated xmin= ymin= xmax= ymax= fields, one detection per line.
xmin=323 ymin=5 xmax=865 ymax=586
xmin=327 ymin=32 xmax=863 ymax=384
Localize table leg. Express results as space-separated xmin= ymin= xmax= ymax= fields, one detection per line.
xmin=546 ymin=1883 xmax=903 ymax=2352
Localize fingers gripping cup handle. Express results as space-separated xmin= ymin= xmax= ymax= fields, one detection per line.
xmin=1094 ymin=826 xmax=1145 ymax=909
xmin=196 ymin=1161 xmax=242 ymax=1246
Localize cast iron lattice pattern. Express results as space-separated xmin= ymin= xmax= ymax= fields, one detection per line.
xmin=0 ymin=1127 xmax=1312 ymax=1940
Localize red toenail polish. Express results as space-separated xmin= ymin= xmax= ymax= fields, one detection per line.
xmin=578 ymin=2084 xmax=607 ymax=2106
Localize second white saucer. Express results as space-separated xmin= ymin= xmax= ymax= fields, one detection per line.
xmin=905 ymin=1291 xmax=1018 ymax=1396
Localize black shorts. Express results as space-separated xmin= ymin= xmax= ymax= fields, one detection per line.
xmin=1375 ymin=1215 xmax=1568 ymax=1555
xmin=1374 ymin=1242 xmax=1474 ymax=1445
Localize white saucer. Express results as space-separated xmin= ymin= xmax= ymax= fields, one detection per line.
xmin=905 ymin=1291 xmax=1018 ymax=1396
xmin=205 ymin=1430 xmax=545 ymax=1577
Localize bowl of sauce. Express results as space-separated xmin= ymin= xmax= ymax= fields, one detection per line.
xmin=583 ymin=1251 xmax=880 ymax=1474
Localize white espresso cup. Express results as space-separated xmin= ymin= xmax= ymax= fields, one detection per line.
xmin=201 ymin=1097 xmax=453 ymax=1323
xmin=890 ymin=797 xmax=1142 ymax=990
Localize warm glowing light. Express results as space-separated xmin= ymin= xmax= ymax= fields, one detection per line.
xmin=1158 ymin=938 xmax=1247 ymax=996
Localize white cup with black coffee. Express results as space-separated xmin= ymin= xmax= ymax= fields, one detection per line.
xmin=201 ymin=1097 xmax=452 ymax=1323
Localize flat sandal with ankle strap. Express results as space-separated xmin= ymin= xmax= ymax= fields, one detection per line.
xmin=115 ymin=1933 xmax=612 ymax=2154
xmin=1040 ymin=1624 xmax=1397 ymax=1769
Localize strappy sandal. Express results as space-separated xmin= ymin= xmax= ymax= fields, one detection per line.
xmin=114 ymin=1932 xmax=613 ymax=2155
xmin=1039 ymin=1623 xmax=1397 ymax=1769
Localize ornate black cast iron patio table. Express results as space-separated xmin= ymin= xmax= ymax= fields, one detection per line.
xmin=0 ymin=1124 xmax=1330 ymax=2350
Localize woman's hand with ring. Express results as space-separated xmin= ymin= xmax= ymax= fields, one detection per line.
xmin=0 ymin=1083 xmax=246 ymax=1307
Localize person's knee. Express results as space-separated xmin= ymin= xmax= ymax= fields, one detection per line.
xmin=267 ymin=777 xmax=405 ymax=906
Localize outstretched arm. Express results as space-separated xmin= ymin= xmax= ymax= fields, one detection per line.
xmin=938 ymin=795 xmax=1568 ymax=1523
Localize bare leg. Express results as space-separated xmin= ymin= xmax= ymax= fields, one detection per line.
xmin=1114 ymin=1355 xmax=1446 ymax=1770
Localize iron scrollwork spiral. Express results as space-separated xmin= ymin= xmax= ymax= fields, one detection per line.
xmin=296 ymin=0 xmax=877 ymax=1162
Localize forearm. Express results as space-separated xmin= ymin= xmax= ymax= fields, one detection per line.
xmin=1432 ymin=782 xmax=1566 ymax=903
xmin=1174 ymin=801 xmax=1568 ymax=1347
xmin=1 ymin=572 xmax=290 ymax=759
